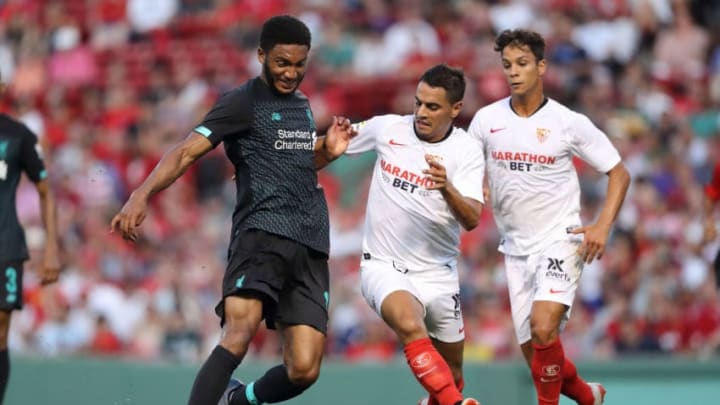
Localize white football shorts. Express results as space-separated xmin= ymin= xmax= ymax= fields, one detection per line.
xmin=360 ymin=257 xmax=465 ymax=343
xmin=504 ymin=234 xmax=584 ymax=344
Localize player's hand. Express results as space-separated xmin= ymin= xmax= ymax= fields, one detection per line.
xmin=703 ymin=218 xmax=717 ymax=244
xmin=323 ymin=116 xmax=356 ymax=160
xmin=569 ymin=223 xmax=611 ymax=264
xmin=483 ymin=187 xmax=490 ymax=203
xmin=423 ymin=154 xmax=448 ymax=190
xmin=40 ymin=248 xmax=61 ymax=286
xmin=110 ymin=192 xmax=149 ymax=242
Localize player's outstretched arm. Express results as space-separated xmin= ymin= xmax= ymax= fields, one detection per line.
xmin=111 ymin=133 xmax=213 ymax=241
xmin=423 ymin=155 xmax=483 ymax=230
xmin=570 ymin=162 xmax=631 ymax=263
xmin=314 ymin=116 xmax=356 ymax=170
xmin=35 ymin=179 xmax=61 ymax=285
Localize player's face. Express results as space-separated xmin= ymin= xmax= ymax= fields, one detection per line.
xmin=258 ymin=44 xmax=309 ymax=95
xmin=500 ymin=45 xmax=546 ymax=98
xmin=413 ymin=81 xmax=462 ymax=142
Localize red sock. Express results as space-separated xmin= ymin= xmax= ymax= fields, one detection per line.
xmin=428 ymin=375 xmax=463 ymax=405
xmin=404 ymin=338 xmax=462 ymax=405
xmin=531 ymin=339 xmax=564 ymax=405
xmin=561 ymin=358 xmax=594 ymax=405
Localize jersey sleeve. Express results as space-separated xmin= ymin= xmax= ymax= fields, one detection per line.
xmin=193 ymin=88 xmax=252 ymax=147
xmin=451 ymin=139 xmax=485 ymax=204
xmin=706 ymin=162 xmax=720 ymax=201
xmin=568 ymin=112 xmax=621 ymax=173
xmin=346 ymin=116 xmax=387 ymax=154
xmin=19 ymin=128 xmax=47 ymax=183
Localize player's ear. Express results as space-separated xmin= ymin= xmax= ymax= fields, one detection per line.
xmin=537 ymin=58 xmax=546 ymax=77
xmin=450 ymin=100 xmax=463 ymax=119
xmin=257 ymin=47 xmax=266 ymax=65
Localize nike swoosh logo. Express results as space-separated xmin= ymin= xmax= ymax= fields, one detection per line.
xmin=458 ymin=327 xmax=464 ymax=333
xmin=490 ymin=127 xmax=506 ymax=134
xmin=549 ymin=288 xmax=567 ymax=294
xmin=389 ymin=139 xmax=407 ymax=146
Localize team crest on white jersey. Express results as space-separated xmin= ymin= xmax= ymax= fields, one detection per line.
xmin=426 ymin=153 xmax=443 ymax=163
xmin=536 ymin=128 xmax=550 ymax=143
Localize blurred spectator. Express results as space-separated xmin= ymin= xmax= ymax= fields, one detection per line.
xmin=127 ymin=0 xmax=178 ymax=40
xmin=48 ymin=25 xmax=99 ymax=88
xmin=652 ymin=0 xmax=710 ymax=83
xmin=89 ymin=315 xmax=123 ymax=355
xmin=381 ymin=0 xmax=441 ymax=77
xmin=89 ymin=0 xmax=130 ymax=50
xmin=612 ymin=312 xmax=662 ymax=354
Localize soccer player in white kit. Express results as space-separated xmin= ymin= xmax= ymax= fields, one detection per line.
xmin=467 ymin=30 xmax=630 ymax=405
xmin=346 ymin=65 xmax=484 ymax=405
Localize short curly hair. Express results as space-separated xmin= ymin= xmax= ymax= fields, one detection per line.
xmin=494 ymin=29 xmax=545 ymax=62
xmin=259 ymin=15 xmax=311 ymax=52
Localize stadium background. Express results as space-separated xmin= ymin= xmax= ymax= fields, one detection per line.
xmin=1 ymin=0 xmax=720 ymax=404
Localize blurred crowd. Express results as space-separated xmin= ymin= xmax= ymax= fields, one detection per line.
xmin=3 ymin=0 xmax=720 ymax=364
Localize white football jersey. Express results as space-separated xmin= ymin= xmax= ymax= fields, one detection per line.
xmin=347 ymin=114 xmax=485 ymax=269
xmin=468 ymin=97 xmax=621 ymax=255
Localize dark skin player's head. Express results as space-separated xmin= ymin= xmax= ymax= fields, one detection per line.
xmin=257 ymin=15 xmax=312 ymax=95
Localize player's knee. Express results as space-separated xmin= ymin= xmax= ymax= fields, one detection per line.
xmin=286 ymin=360 xmax=320 ymax=388
xmin=530 ymin=323 xmax=558 ymax=344
xmin=220 ymin=322 xmax=257 ymax=356
xmin=392 ymin=316 xmax=427 ymax=342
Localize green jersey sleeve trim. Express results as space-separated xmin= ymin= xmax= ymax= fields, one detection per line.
xmin=194 ymin=125 xmax=212 ymax=137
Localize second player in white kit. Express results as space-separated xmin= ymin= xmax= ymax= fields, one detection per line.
xmin=468 ymin=96 xmax=621 ymax=343
xmin=467 ymin=29 xmax=630 ymax=405
xmin=346 ymin=65 xmax=484 ymax=405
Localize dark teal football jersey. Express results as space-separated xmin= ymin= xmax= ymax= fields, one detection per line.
xmin=0 ymin=114 xmax=46 ymax=262
xmin=194 ymin=78 xmax=329 ymax=254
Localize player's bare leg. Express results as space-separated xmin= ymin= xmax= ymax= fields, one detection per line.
xmin=381 ymin=291 xmax=469 ymax=405
xmin=229 ymin=323 xmax=325 ymax=405
xmin=281 ymin=324 xmax=325 ymax=386
xmin=188 ymin=295 xmax=263 ymax=405
xmin=0 ymin=310 xmax=11 ymax=403
xmin=220 ymin=296 xmax=265 ymax=355
xmin=527 ymin=301 xmax=603 ymax=405
xmin=226 ymin=323 xmax=325 ymax=405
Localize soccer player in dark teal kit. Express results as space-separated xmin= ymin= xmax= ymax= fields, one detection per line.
xmin=111 ymin=15 xmax=355 ymax=405
xmin=0 ymin=72 xmax=61 ymax=403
